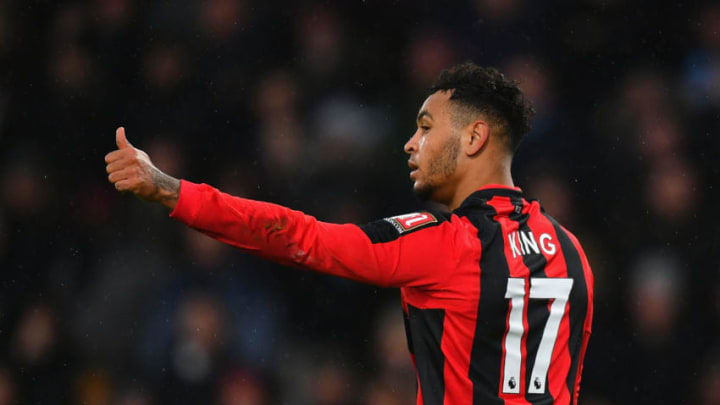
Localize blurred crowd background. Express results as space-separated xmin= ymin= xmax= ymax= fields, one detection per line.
xmin=0 ymin=0 xmax=718 ymax=404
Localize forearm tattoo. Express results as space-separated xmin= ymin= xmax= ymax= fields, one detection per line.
xmin=151 ymin=167 xmax=180 ymax=204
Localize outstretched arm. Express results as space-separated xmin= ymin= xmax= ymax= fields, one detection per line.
xmin=105 ymin=127 xmax=180 ymax=210
xmin=105 ymin=128 xmax=465 ymax=288
xmin=167 ymin=180 xmax=465 ymax=288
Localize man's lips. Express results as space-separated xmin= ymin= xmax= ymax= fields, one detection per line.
xmin=408 ymin=161 xmax=419 ymax=179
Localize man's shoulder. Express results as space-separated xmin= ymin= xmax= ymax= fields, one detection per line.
xmin=358 ymin=209 xmax=453 ymax=244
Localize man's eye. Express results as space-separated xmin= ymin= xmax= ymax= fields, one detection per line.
xmin=421 ymin=125 xmax=430 ymax=131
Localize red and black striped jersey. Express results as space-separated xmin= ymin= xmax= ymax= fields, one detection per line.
xmin=170 ymin=180 xmax=594 ymax=405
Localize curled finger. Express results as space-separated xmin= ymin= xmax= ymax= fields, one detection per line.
xmin=104 ymin=149 xmax=127 ymax=164
xmin=106 ymin=160 xmax=127 ymax=174
xmin=114 ymin=180 xmax=131 ymax=192
xmin=108 ymin=169 xmax=131 ymax=183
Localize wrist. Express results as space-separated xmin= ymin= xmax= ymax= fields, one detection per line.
xmin=151 ymin=169 xmax=181 ymax=210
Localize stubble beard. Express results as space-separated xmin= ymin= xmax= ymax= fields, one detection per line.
xmin=413 ymin=135 xmax=460 ymax=202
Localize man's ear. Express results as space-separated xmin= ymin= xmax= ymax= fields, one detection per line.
xmin=464 ymin=120 xmax=490 ymax=156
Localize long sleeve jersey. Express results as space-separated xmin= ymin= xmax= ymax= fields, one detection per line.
xmin=169 ymin=180 xmax=594 ymax=405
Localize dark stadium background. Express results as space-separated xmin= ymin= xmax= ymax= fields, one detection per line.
xmin=0 ymin=0 xmax=718 ymax=404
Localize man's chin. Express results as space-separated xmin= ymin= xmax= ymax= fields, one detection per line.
xmin=412 ymin=183 xmax=434 ymax=202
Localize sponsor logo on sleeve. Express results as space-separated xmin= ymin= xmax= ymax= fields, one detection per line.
xmin=383 ymin=212 xmax=438 ymax=234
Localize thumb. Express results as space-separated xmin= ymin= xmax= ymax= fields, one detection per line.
xmin=116 ymin=127 xmax=133 ymax=149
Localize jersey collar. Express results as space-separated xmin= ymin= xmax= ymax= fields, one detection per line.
xmin=455 ymin=184 xmax=524 ymax=211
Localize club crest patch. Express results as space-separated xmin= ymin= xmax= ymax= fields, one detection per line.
xmin=384 ymin=212 xmax=438 ymax=234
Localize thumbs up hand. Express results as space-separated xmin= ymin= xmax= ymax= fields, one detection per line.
xmin=105 ymin=127 xmax=180 ymax=210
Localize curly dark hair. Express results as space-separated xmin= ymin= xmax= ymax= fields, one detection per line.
xmin=429 ymin=62 xmax=535 ymax=152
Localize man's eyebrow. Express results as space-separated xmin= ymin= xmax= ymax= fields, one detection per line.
xmin=416 ymin=111 xmax=433 ymax=123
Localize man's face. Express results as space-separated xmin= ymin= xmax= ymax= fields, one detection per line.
xmin=404 ymin=91 xmax=461 ymax=203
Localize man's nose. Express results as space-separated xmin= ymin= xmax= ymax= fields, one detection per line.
xmin=404 ymin=132 xmax=418 ymax=154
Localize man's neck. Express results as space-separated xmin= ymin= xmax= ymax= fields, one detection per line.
xmin=447 ymin=159 xmax=514 ymax=211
